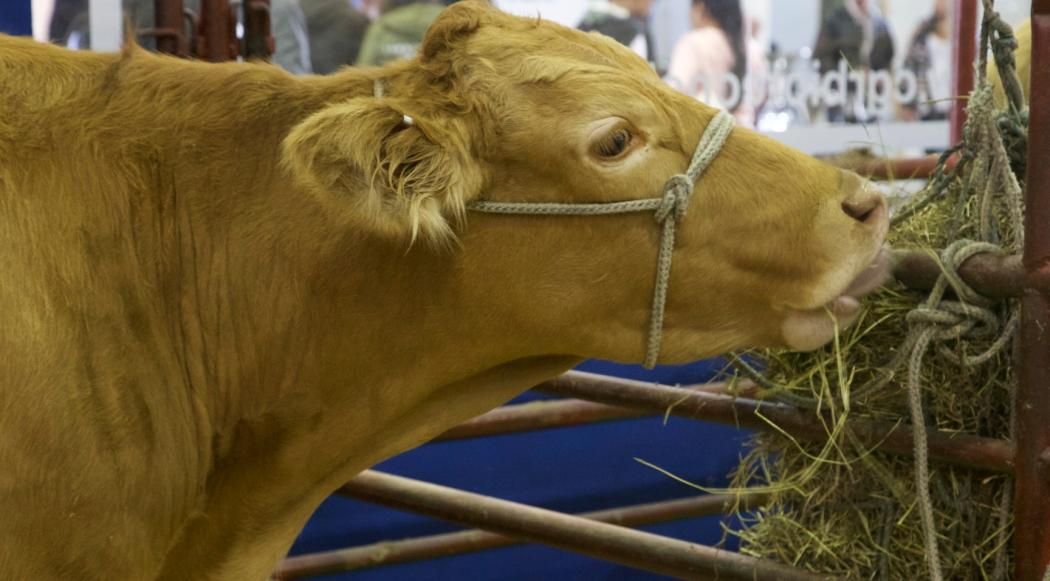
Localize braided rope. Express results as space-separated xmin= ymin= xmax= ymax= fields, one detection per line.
xmin=901 ymin=70 xmax=1024 ymax=581
xmin=901 ymin=9 xmax=1028 ymax=565
xmin=901 ymin=240 xmax=1015 ymax=581
xmin=469 ymin=111 xmax=736 ymax=368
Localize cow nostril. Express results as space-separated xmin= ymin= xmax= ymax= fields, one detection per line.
xmin=842 ymin=198 xmax=882 ymax=224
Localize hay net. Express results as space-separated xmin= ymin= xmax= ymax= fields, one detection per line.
xmin=725 ymin=2 xmax=1029 ymax=579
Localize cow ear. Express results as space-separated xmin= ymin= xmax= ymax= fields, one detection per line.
xmin=282 ymin=98 xmax=484 ymax=246
xmin=419 ymin=1 xmax=489 ymax=61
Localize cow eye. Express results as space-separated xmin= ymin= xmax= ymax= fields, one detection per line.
xmin=592 ymin=127 xmax=633 ymax=159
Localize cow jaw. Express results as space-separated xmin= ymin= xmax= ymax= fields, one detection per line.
xmin=781 ymin=247 xmax=892 ymax=351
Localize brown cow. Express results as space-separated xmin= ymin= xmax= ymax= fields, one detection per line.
xmin=0 ymin=2 xmax=888 ymax=579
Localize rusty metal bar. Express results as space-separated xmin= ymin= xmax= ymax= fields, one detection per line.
xmin=153 ymin=0 xmax=188 ymax=56
xmin=951 ymin=0 xmax=979 ymax=143
xmin=842 ymin=155 xmax=959 ymax=181
xmin=536 ymin=372 xmax=1014 ymax=473
xmin=1013 ymin=2 xmax=1050 ymax=578
xmin=242 ymin=0 xmax=273 ymax=60
xmin=893 ymin=250 xmax=1023 ymax=298
xmin=334 ymin=471 xmax=834 ymax=581
xmin=437 ymin=397 xmax=650 ymax=441
xmin=197 ymin=0 xmax=238 ymax=61
xmin=435 ymin=382 xmax=754 ymax=441
xmin=276 ymin=492 xmax=771 ymax=579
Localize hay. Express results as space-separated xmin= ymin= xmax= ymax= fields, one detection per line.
xmin=722 ymin=8 xmax=1028 ymax=579
xmin=727 ymin=196 xmax=1017 ymax=579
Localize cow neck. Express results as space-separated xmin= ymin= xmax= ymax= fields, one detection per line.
xmin=373 ymin=80 xmax=734 ymax=368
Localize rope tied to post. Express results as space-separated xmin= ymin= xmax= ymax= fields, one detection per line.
xmin=840 ymin=80 xmax=1024 ymax=581
xmin=874 ymin=27 xmax=1026 ymax=577
xmin=467 ymin=111 xmax=736 ymax=369
xmin=899 ymin=9 xmax=1029 ymax=571
xmin=901 ymin=240 xmax=1019 ymax=581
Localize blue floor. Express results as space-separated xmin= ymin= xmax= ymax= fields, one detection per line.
xmin=289 ymin=359 xmax=752 ymax=580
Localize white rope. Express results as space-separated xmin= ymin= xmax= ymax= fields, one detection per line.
xmin=900 ymin=79 xmax=1024 ymax=580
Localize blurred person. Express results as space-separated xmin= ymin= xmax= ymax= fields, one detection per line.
xmin=813 ymin=0 xmax=894 ymax=122
xmin=814 ymin=0 xmax=894 ymax=74
xmin=578 ymin=0 xmax=656 ymax=65
xmin=271 ymin=0 xmax=312 ymax=74
xmin=352 ymin=0 xmax=383 ymax=20
xmin=902 ymin=0 xmax=953 ymax=120
xmin=304 ymin=0 xmax=371 ymax=74
xmin=356 ymin=0 xmax=445 ymax=66
xmin=48 ymin=0 xmax=87 ymax=46
xmin=667 ymin=0 xmax=749 ymax=123
xmin=743 ymin=12 xmax=769 ymax=119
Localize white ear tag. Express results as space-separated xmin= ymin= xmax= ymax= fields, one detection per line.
xmin=403 ymin=115 xmax=415 ymax=126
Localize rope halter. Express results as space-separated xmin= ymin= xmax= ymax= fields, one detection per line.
xmin=466 ymin=111 xmax=736 ymax=368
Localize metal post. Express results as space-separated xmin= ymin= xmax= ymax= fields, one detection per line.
xmin=951 ymin=0 xmax=979 ymax=143
xmin=893 ymin=251 xmax=1023 ymax=299
xmin=538 ymin=372 xmax=1014 ymax=473
xmin=437 ymin=397 xmax=654 ymax=440
xmin=276 ymin=493 xmax=769 ymax=579
xmin=838 ymin=156 xmax=957 ymax=181
xmin=338 ymin=471 xmax=836 ymax=581
xmin=197 ymin=0 xmax=237 ymax=61
xmin=1013 ymin=2 xmax=1050 ymax=579
xmin=242 ymin=0 xmax=273 ymax=60
xmin=436 ymin=382 xmax=749 ymax=441
xmin=154 ymin=0 xmax=188 ymax=56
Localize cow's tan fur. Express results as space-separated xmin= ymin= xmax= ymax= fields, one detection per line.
xmin=0 ymin=3 xmax=886 ymax=579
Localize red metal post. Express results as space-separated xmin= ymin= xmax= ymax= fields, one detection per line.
xmin=437 ymin=396 xmax=654 ymax=440
xmin=951 ymin=0 xmax=979 ymax=143
xmin=435 ymin=382 xmax=750 ymax=441
xmin=338 ymin=471 xmax=836 ymax=581
xmin=1014 ymin=2 xmax=1050 ymax=579
xmin=838 ymin=155 xmax=960 ymax=181
xmin=538 ymin=372 xmax=1014 ymax=473
xmin=242 ymin=0 xmax=274 ymax=60
xmin=197 ymin=0 xmax=238 ymax=61
xmin=893 ymin=250 xmax=1023 ymax=299
xmin=153 ymin=0 xmax=188 ymax=56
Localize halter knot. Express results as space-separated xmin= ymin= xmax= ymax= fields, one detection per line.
xmin=656 ymin=174 xmax=693 ymax=223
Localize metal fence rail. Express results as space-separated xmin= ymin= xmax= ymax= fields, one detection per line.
xmin=1014 ymin=1 xmax=1050 ymax=577
xmin=435 ymin=380 xmax=747 ymax=441
xmin=276 ymin=492 xmax=770 ymax=579
xmin=537 ymin=371 xmax=1015 ymax=473
xmin=323 ymin=471 xmax=836 ymax=581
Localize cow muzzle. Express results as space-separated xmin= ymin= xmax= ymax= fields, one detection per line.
xmin=781 ymin=246 xmax=893 ymax=351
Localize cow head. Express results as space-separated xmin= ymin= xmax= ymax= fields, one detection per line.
xmin=283 ymin=1 xmax=889 ymax=365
